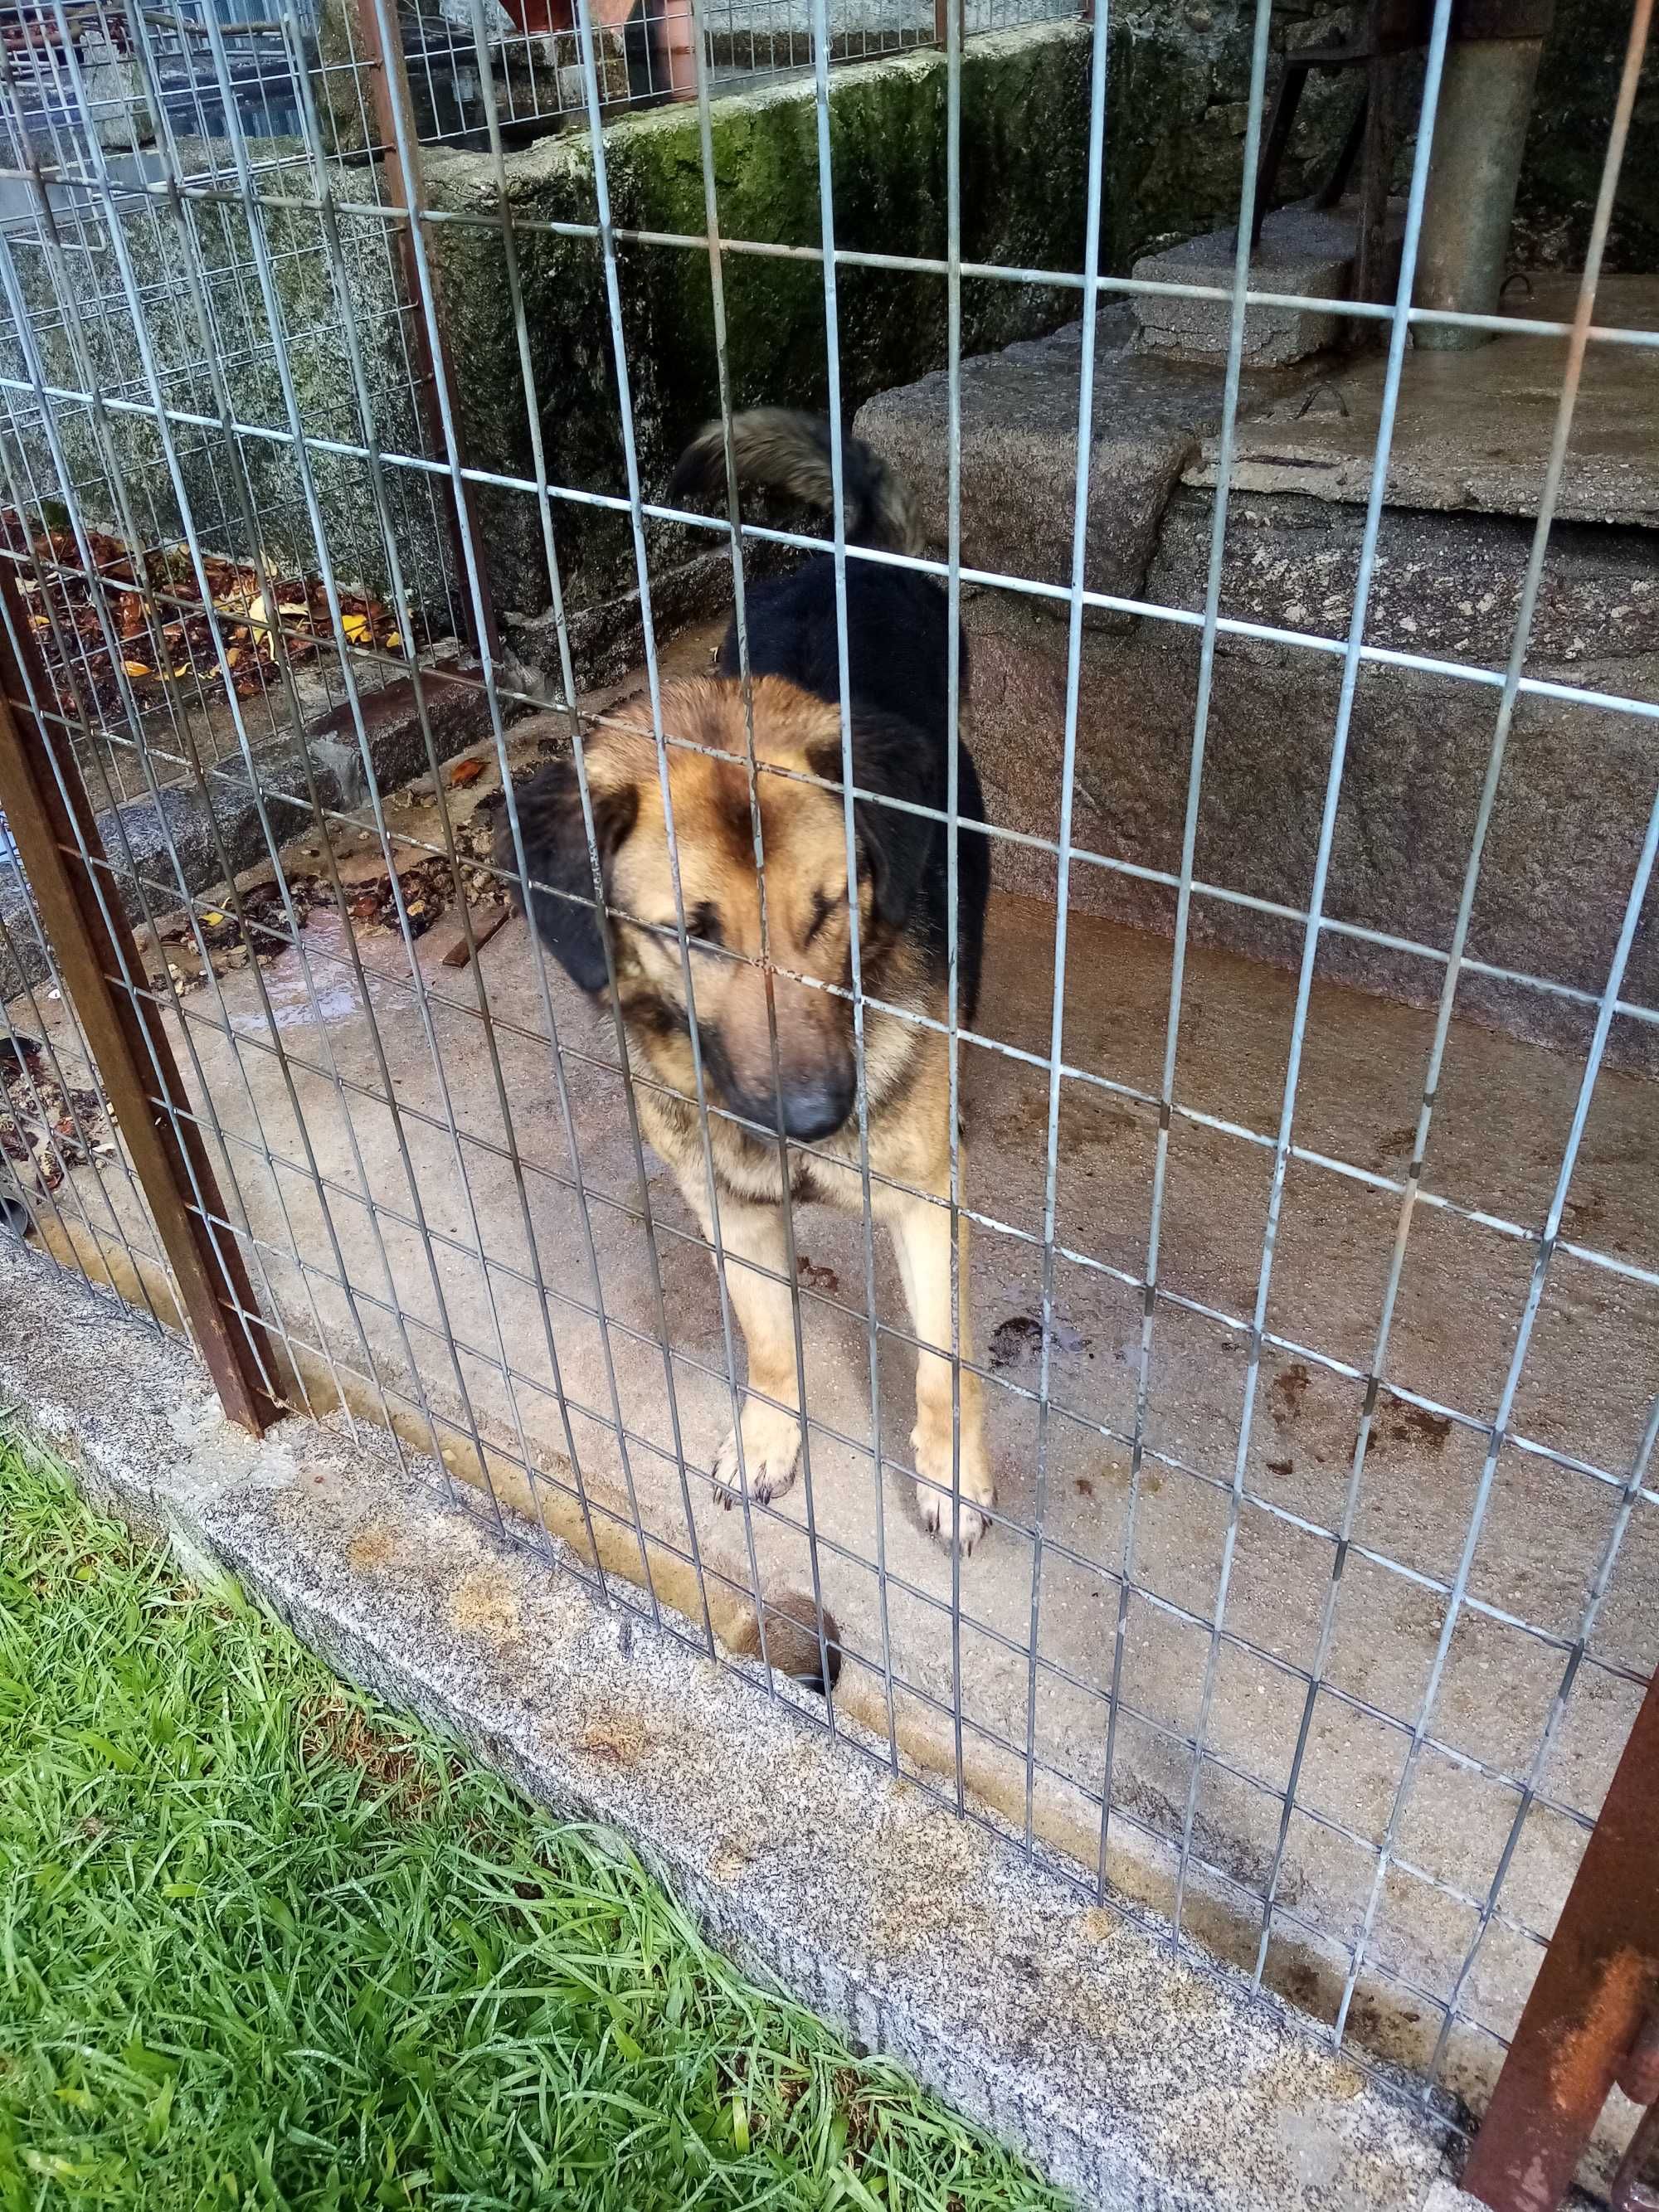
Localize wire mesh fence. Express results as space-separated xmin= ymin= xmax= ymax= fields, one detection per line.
xmin=0 ymin=0 xmax=1656 ymax=2185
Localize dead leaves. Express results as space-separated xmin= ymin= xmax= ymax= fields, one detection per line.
xmin=0 ymin=1033 xmax=114 ymax=1198
xmin=0 ymin=511 xmax=413 ymax=727
xmin=153 ymin=874 xmax=333 ymax=977
xmin=347 ymin=855 xmax=455 ymax=939
xmin=151 ymin=852 xmax=457 ymax=992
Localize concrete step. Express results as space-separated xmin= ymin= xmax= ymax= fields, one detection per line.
xmin=853 ymin=284 xmax=1659 ymax=1072
xmin=1127 ymin=201 xmax=1405 ymax=367
xmin=854 ymin=302 xmax=1310 ymax=610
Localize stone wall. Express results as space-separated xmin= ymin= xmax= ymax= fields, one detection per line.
xmin=1 ymin=4 xmax=1645 ymax=644
xmin=1107 ymin=0 xmax=1657 ymax=278
xmin=421 ymin=21 xmax=1097 ymax=620
xmin=0 ymin=144 xmax=450 ymax=624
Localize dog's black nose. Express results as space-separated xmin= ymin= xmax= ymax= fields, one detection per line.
xmin=779 ymin=1077 xmax=853 ymax=1142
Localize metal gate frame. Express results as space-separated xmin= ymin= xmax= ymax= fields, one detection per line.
xmin=1464 ymin=1664 xmax=1659 ymax=2212
xmin=0 ymin=569 xmax=280 ymax=1435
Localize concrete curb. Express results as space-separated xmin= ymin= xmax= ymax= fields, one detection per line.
xmin=0 ymin=1237 xmax=1471 ymax=2212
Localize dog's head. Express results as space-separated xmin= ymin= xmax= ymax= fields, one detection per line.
xmin=499 ymin=677 xmax=938 ymax=1141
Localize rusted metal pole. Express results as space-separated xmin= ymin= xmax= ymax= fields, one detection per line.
xmin=353 ymin=0 xmax=500 ymax=659
xmin=1463 ymin=1667 xmax=1659 ymax=2212
xmin=0 ymin=569 xmax=281 ymax=1436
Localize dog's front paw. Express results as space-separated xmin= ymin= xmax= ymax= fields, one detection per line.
xmin=913 ymin=1424 xmax=995 ymax=1555
xmin=713 ymin=1393 xmax=803 ymax=1509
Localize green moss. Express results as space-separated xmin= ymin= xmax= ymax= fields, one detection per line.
xmin=426 ymin=22 xmax=1098 ymax=613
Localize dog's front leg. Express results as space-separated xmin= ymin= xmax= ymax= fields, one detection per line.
xmin=889 ymin=1179 xmax=995 ymax=1553
xmin=688 ymin=1189 xmax=805 ymax=1508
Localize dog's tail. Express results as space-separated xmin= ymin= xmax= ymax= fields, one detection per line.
xmin=669 ymin=408 xmax=922 ymax=557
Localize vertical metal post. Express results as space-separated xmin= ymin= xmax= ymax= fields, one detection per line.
xmin=353 ymin=0 xmax=499 ymax=659
xmin=1413 ymin=0 xmax=1555 ymax=349
xmin=0 ymin=574 xmax=281 ymax=1436
xmin=1352 ymin=46 xmax=1395 ymax=324
xmin=1463 ymin=1668 xmax=1659 ymax=2212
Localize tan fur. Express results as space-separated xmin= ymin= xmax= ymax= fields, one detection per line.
xmin=581 ymin=675 xmax=994 ymax=1551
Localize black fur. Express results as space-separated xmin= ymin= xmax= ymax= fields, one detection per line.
xmin=669 ymin=407 xmax=921 ymax=557
xmin=721 ymin=554 xmax=990 ymax=1027
xmin=499 ymin=761 xmax=638 ymax=994
xmin=673 ymin=408 xmax=989 ymax=1024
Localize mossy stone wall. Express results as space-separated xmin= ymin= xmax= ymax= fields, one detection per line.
xmin=3 ymin=4 xmax=1647 ymax=630
xmin=422 ymin=22 xmax=1097 ymax=616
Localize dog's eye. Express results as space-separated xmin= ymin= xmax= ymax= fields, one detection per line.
xmin=803 ymin=887 xmax=843 ymax=946
xmin=648 ymin=902 xmax=720 ymax=948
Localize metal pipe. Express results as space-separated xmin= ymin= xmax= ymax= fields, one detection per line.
xmin=1414 ymin=0 xmax=1554 ymax=348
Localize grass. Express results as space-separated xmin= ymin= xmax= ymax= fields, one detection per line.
xmin=0 ymin=1427 xmax=1070 ymax=2212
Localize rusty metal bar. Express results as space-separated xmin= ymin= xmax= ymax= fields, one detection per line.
xmin=1612 ymin=2088 xmax=1659 ymax=2212
xmin=1463 ymin=1666 xmax=1659 ymax=2212
xmin=352 ymin=0 xmax=499 ymax=661
xmin=0 ymin=570 xmax=282 ymax=1436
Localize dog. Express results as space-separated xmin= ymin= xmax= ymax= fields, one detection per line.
xmin=499 ymin=409 xmax=995 ymax=1553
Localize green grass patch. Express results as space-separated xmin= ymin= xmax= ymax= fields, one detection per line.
xmin=0 ymin=1427 xmax=1068 ymax=2211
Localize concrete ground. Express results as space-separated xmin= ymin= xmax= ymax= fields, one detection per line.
xmin=0 ymin=1236 xmax=1469 ymax=2212
xmin=11 ymin=695 xmax=1657 ymax=2147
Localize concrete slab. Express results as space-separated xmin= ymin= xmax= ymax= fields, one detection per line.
xmin=11 ymin=713 xmax=1657 ymax=2173
xmin=0 ymin=1235 xmax=1462 ymax=2212
xmin=961 ymin=562 xmax=1659 ymax=1075
xmin=859 ymin=291 xmax=1659 ymax=1072
xmin=854 ymin=305 xmax=1310 ymax=611
xmin=1129 ymin=203 xmax=1405 ymax=367
xmin=1186 ymin=275 xmax=1659 ymax=527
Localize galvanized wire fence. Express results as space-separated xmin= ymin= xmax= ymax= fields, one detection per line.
xmin=0 ymin=0 xmax=1656 ymax=2185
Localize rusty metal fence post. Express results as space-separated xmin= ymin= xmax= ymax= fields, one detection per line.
xmin=1463 ymin=1666 xmax=1659 ymax=2212
xmin=0 ymin=569 xmax=281 ymax=1437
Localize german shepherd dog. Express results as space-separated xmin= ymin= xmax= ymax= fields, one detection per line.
xmin=500 ymin=411 xmax=995 ymax=1553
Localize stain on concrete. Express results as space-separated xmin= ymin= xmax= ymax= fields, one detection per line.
xmin=990 ymin=1313 xmax=1087 ymax=1370
xmin=710 ymin=1840 xmax=757 ymax=1884
xmin=577 ymin=1712 xmax=650 ymax=1768
xmin=1387 ymin=1406 xmax=1453 ymax=1453
xmin=449 ymin=1568 xmax=523 ymax=1644
xmin=1269 ymin=1364 xmax=1312 ymax=1424
xmin=347 ymin=1524 xmax=397 ymax=1573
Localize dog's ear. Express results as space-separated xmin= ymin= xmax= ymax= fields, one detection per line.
xmin=808 ymin=713 xmax=939 ymax=931
xmin=496 ymin=755 xmax=639 ymax=993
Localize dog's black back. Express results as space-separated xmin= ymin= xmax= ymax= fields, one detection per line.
xmin=718 ymin=557 xmax=990 ymax=1028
